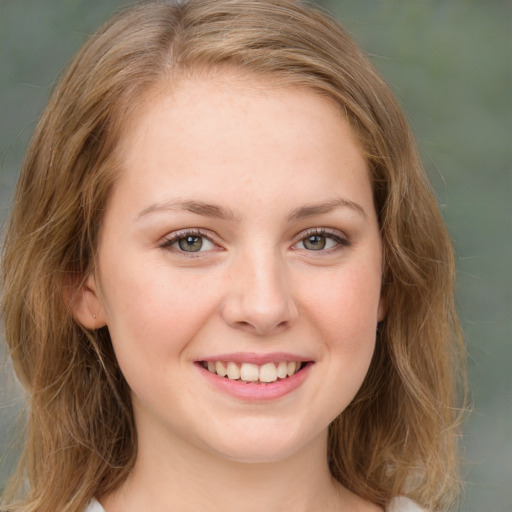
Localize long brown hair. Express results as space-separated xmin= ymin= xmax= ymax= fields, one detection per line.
xmin=1 ymin=1 xmax=466 ymax=510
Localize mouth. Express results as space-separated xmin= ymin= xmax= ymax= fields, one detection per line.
xmin=197 ymin=360 xmax=309 ymax=384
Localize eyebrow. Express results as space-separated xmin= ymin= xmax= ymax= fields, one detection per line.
xmin=136 ymin=197 xmax=366 ymax=222
xmin=287 ymin=198 xmax=367 ymax=221
xmin=136 ymin=200 xmax=239 ymax=221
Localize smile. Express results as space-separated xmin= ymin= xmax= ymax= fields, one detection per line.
xmin=199 ymin=361 xmax=304 ymax=384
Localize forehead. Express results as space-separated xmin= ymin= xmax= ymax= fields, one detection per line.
xmin=109 ymin=70 xmax=373 ymax=221
xmin=121 ymin=67 xmax=351 ymax=143
xmin=119 ymin=69 xmax=363 ymax=163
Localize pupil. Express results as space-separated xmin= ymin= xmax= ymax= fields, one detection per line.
xmin=305 ymin=235 xmax=326 ymax=250
xmin=178 ymin=236 xmax=203 ymax=252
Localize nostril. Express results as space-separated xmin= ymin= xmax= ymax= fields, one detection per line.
xmin=221 ymin=294 xmax=298 ymax=334
xmin=232 ymin=318 xmax=289 ymax=335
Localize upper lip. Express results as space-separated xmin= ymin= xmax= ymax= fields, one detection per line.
xmin=195 ymin=352 xmax=313 ymax=365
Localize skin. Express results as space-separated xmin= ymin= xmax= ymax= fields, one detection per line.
xmin=75 ymin=72 xmax=385 ymax=512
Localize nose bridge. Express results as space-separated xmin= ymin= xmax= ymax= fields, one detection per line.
xmin=222 ymin=241 xmax=297 ymax=334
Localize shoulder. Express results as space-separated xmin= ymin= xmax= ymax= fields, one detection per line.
xmin=387 ymin=496 xmax=426 ymax=512
xmin=84 ymin=499 xmax=105 ymax=512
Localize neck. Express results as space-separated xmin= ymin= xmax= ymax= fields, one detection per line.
xmin=101 ymin=425 xmax=362 ymax=512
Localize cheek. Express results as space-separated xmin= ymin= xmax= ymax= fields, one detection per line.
xmin=100 ymin=265 xmax=221 ymax=363
xmin=299 ymin=264 xmax=382 ymax=355
xmin=99 ymin=269 xmax=223 ymax=409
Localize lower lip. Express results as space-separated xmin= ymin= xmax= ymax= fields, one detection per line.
xmin=196 ymin=363 xmax=312 ymax=401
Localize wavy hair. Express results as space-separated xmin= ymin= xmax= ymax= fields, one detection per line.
xmin=0 ymin=1 xmax=465 ymax=510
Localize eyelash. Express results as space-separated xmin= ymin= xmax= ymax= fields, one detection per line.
xmin=159 ymin=229 xmax=216 ymax=253
xmin=294 ymin=228 xmax=350 ymax=252
xmin=159 ymin=228 xmax=350 ymax=255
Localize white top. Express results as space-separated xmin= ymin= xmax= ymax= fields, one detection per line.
xmin=85 ymin=496 xmax=425 ymax=511
xmin=387 ymin=497 xmax=426 ymax=512
xmin=85 ymin=501 xmax=105 ymax=512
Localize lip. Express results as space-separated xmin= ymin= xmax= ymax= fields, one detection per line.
xmin=196 ymin=351 xmax=312 ymax=365
xmin=195 ymin=353 xmax=314 ymax=401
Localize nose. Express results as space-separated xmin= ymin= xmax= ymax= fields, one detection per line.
xmin=221 ymin=251 xmax=299 ymax=336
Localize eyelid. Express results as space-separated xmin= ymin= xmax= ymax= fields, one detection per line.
xmin=159 ymin=227 xmax=350 ymax=255
xmin=292 ymin=227 xmax=350 ymax=251
xmin=160 ymin=228 xmax=221 ymax=254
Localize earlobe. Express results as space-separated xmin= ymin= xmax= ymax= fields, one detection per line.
xmin=66 ymin=273 xmax=107 ymax=330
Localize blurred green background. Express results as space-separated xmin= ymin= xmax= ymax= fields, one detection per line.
xmin=0 ymin=0 xmax=510 ymax=509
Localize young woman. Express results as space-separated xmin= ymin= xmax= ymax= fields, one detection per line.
xmin=0 ymin=1 xmax=466 ymax=511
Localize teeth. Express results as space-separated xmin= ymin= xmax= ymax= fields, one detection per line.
xmin=277 ymin=361 xmax=288 ymax=379
xmin=259 ymin=363 xmax=278 ymax=383
xmin=215 ymin=361 xmax=227 ymax=377
xmin=226 ymin=362 xmax=240 ymax=380
xmin=287 ymin=361 xmax=297 ymax=376
xmin=204 ymin=360 xmax=304 ymax=383
xmin=240 ymin=363 xmax=259 ymax=382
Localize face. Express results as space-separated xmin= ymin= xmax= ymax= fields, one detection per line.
xmin=79 ymin=72 xmax=385 ymax=464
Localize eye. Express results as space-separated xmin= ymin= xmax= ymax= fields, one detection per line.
xmin=294 ymin=229 xmax=349 ymax=252
xmin=161 ymin=230 xmax=216 ymax=253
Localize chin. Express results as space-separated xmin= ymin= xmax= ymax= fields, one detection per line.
xmin=202 ymin=425 xmax=320 ymax=465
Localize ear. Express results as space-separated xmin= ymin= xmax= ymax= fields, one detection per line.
xmin=65 ymin=273 xmax=108 ymax=330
